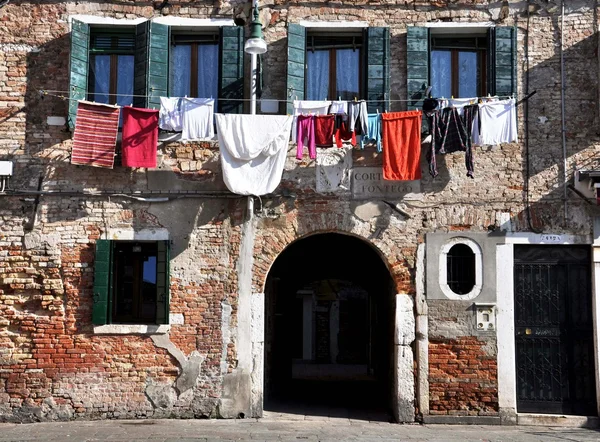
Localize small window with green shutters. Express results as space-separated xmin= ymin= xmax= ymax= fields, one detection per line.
xmin=286 ymin=25 xmax=390 ymax=114
xmin=93 ymin=240 xmax=170 ymax=325
xmin=406 ymin=26 xmax=517 ymax=110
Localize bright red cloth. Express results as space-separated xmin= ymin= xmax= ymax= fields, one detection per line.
xmin=121 ymin=106 xmax=159 ymax=168
xmin=314 ymin=114 xmax=335 ymax=148
xmin=381 ymin=111 xmax=422 ymax=181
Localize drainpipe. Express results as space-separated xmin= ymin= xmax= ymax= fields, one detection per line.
xmin=560 ymin=0 xmax=568 ymax=224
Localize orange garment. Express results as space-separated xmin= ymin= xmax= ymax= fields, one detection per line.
xmin=381 ymin=111 xmax=422 ymax=181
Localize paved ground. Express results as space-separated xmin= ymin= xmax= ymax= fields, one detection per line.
xmin=0 ymin=413 xmax=598 ymax=442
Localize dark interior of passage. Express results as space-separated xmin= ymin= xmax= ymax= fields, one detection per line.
xmin=264 ymin=233 xmax=395 ymax=416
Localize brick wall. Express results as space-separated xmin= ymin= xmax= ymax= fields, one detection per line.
xmin=0 ymin=0 xmax=598 ymax=422
xmin=429 ymin=337 xmax=498 ymax=416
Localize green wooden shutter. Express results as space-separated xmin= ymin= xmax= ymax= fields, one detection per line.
xmin=147 ymin=22 xmax=170 ymax=110
xmin=133 ymin=21 xmax=149 ymax=108
xmin=365 ymin=27 xmax=390 ymax=113
xmin=68 ymin=19 xmax=90 ymax=128
xmin=92 ymin=240 xmax=112 ymax=325
xmin=286 ymin=23 xmax=306 ymax=115
xmin=219 ymin=26 xmax=244 ymax=114
xmin=493 ymin=26 xmax=517 ymax=97
xmin=406 ymin=26 xmax=430 ymax=111
xmin=155 ymin=240 xmax=170 ymax=325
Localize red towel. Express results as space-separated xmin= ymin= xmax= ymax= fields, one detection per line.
xmin=71 ymin=101 xmax=120 ymax=169
xmin=381 ymin=111 xmax=422 ymax=181
xmin=121 ymin=106 xmax=159 ymax=168
xmin=314 ymin=114 xmax=335 ymax=148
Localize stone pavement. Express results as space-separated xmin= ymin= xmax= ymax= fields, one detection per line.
xmin=0 ymin=413 xmax=599 ymax=442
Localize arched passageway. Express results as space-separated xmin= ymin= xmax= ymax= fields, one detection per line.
xmin=264 ymin=233 xmax=396 ymax=419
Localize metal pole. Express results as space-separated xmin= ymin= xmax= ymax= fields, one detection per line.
xmin=250 ymin=0 xmax=259 ymax=116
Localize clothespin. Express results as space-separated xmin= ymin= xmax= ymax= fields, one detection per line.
xmin=295 ymin=95 xmax=298 ymax=101
xmin=354 ymin=97 xmax=357 ymax=102
xmin=338 ymin=96 xmax=341 ymax=101
xmin=451 ymin=95 xmax=454 ymax=99
xmin=376 ymin=109 xmax=379 ymax=114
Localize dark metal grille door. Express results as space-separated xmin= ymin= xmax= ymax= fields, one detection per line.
xmin=514 ymin=246 xmax=596 ymax=415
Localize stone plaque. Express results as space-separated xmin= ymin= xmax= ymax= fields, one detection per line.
xmin=351 ymin=167 xmax=421 ymax=200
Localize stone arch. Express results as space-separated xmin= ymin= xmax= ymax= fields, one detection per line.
xmin=253 ymin=220 xmax=411 ymax=296
xmin=258 ymin=229 xmax=415 ymax=422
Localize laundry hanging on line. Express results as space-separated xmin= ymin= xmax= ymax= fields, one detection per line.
xmin=121 ymin=106 xmax=160 ymax=169
xmin=216 ymin=113 xmax=293 ymax=196
xmin=71 ymin=101 xmax=120 ymax=169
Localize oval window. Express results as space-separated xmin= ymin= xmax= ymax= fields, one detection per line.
xmin=446 ymin=244 xmax=476 ymax=295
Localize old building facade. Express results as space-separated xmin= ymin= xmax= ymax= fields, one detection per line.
xmin=1 ymin=0 xmax=600 ymax=425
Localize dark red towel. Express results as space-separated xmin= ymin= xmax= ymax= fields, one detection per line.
xmin=121 ymin=106 xmax=159 ymax=168
xmin=382 ymin=111 xmax=422 ymax=181
xmin=71 ymin=101 xmax=120 ymax=169
xmin=314 ymin=114 xmax=335 ymax=148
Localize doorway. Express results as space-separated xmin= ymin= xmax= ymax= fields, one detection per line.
xmin=514 ymin=245 xmax=597 ymax=415
xmin=264 ymin=233 xmax=395 ymax=418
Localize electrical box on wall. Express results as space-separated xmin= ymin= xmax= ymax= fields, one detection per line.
xmin=574 ymin=169 xmax=600 ymax=203
xmin=475 ymin=303 xmax=496 ymax=332
xmin=0 ymin=161 xmax=13 ymax=176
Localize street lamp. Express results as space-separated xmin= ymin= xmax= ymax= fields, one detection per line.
xmin=244 ymin=2 xmax=267 ymax=56
xmin=244 ymin=1 xmax=266 ymax=115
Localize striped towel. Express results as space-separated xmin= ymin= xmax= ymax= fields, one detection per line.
xmin=71 ymin=101 xmax=120 ymax=169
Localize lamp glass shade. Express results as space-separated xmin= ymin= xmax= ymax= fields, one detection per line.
xmin=244 ymin=38 xmax=267 ymax=55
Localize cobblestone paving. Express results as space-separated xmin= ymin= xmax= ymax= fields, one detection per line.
xmin=0 ymin=414 xmax=598 ymax=442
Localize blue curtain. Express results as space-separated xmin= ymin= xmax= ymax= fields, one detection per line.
xmin=336 ymin=49 xmax=359 ymax=100
xmin=431 ymin=50 xmax=451 ymax=99
xmin=197 ymin=43 xmax=219 ymax=101
xmin=91 ymin=55 xmax=110 ymax=103
xmin=458 ymin=51 xmax=478 ymax=98
xmin=116 ymin=55 xmax=134 ymax=107
xmin=306 ymin=50 xmax=329 ymax=101
xmin=171 ymin=44 xmax=192 ymax=97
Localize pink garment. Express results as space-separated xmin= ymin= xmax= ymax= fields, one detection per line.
xmin=296 ymin=114 xmax=316 ymax=160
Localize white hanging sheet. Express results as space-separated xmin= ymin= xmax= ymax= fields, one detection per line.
xmin=216 ymin=114 xmax=293 ymax=196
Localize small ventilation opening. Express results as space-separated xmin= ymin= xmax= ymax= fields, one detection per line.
xmin=446 ymin=243 xmax=475 ymax=295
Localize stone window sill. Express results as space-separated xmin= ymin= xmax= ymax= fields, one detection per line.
xmin=93 ymin=324 xmax=170 ymax=335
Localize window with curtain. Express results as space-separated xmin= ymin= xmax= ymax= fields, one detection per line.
xmin=306 ymin=35 xmax=362 ymax=101
xmin=170 ymin=34 xmax=219 ymax=101
xmin=88 ymin=31 xmax=135 ymax=108
xmin=430 ymin=36 xmax=487 ymax=99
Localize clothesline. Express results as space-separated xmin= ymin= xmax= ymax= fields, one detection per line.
xmin=37 ymin=89 xmax=517 ymax=104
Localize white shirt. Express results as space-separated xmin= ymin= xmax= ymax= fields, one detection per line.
xmin=181 ymin=98 xmax=215 ymax=141
xmin=478 ymin=98 xmax=517 ymax=145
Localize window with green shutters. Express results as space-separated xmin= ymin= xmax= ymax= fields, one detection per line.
xmin=69 ymin=20 xmax=244 ymax=125
xmin=92 ymin=240 xmax=170 ymax=326
xmin=406 ymin=26 xmax=517 ymax=110
xmin=286 ymin=24 xmax=390 ymax=115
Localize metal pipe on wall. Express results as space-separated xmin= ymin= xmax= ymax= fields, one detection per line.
xmin=561 ymin=0 xmax=568 ymax=224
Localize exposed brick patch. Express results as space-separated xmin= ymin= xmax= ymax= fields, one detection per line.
xmin=429 ymin=337 xmax=498 ymax=416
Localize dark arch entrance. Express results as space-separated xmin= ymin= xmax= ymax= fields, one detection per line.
xmin=264 ymin=233 xmax=395 ymax=419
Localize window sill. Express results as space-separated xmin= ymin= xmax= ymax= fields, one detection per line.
xmin=93 ymin=324 xmax=170 ymax=335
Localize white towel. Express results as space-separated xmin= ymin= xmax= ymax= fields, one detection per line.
xmin=159 ymin=97 xmax=182 ymax=132
xmin=181 ymin=98 xmax=215 ymax=140
xmin=216 ymin=114 xmax=293 ymax=196
xmin=329 ymin=100 xmax=348 ymax=115
xmin=291 ymin=100 xmax=331 ymax=142
xmin=478 ymin=98 xmax=518 ymax=145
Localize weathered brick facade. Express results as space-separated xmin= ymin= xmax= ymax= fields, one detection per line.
xmin=1 ymin=0 xmax=599 ymax=424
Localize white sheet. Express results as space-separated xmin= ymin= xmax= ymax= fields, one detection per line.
xmin=216 ymin=114 xmax=293 ymax=196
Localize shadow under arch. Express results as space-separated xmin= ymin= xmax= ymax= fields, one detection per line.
xmin=263 ymin=232 xmax=396 ymax=421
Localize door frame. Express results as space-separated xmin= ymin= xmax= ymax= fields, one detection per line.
xmin=496 ymin=232 xmax=600 ymax=422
